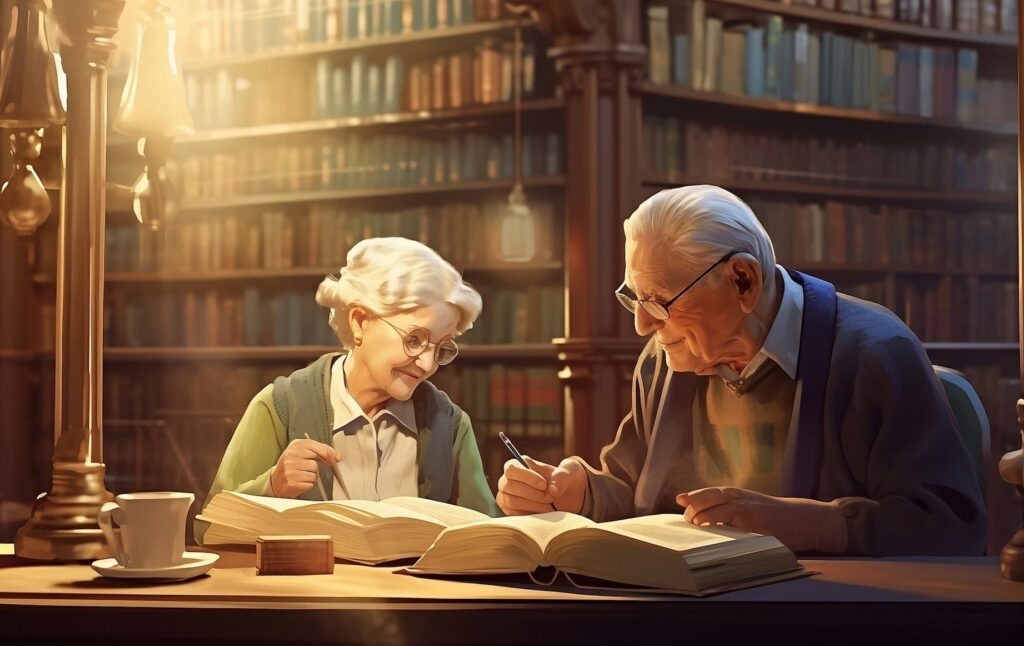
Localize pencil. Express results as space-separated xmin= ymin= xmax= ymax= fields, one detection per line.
xmin=303 ymin=432 xmax=350 ymax=500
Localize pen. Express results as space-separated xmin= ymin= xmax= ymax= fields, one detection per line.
xmin=498 ymin=432 xmax=557 ymax=511
xmin=303 ymin=433 xmax=330 ymax=501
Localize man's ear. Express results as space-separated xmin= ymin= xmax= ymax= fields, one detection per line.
xmin=728 ymin=255 xmax=763 ymax=314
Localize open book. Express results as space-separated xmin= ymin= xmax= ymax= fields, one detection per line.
xmin=200 ymin=492 xmax=803 ymax=594
xmin=197 ymin=492 xmax=490 ymax=564
xmin=407 ymin=512 xmax=805 ymax=596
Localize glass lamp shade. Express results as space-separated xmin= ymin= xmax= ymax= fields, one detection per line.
xmin=0 ymin=129 xmax=50 ymax=235
xmin=0 ymin=0 xmax=65 ymax=127
xmin=113 ymin=3 xmax=193 ymax=137
xmin=500 ymin=183 xmax=536 ymax=262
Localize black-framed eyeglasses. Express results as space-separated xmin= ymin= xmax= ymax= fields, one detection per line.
xmin=375 ymin=316 xmax=459 ymax=366
xmin=615 ymin=251 xmax=739 ymax=320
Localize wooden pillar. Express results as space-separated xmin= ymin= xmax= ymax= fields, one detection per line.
xmin=512 ymin=0 xmax=646 ymax=463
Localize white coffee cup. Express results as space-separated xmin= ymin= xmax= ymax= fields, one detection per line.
xmin=98 ymin=492 xmax=194 ymax=569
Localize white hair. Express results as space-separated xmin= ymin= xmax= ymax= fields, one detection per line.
xmin=315 ymin=237 xmax=482 ymax=349
xmin=623 ymin=185 xmax=777 ymax=290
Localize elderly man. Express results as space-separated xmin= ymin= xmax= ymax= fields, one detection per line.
xmin=497 ymin=185 xmax=987 ymax=556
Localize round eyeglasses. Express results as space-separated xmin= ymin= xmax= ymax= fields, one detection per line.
xmin=375 ymin=316 xmax=459 ymax=366
xmin=615 ymin=251 xmax=739 ymax=320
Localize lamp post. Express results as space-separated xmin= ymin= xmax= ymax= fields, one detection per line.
xmin=14 ymin=0 xmax=191 ymax=560
xmin=13 ymin=0 xmax=126 ymax=560
xmin=999 ymin=4 xmax=1024 ymax=582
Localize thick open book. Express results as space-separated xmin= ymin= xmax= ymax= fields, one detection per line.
xmin=198 ymin=492 xmax=490 ymax=564
xmin=407 ymin=512 xmax=805 ymax=595
xmin=199 ymin=492 xmax=804 ymax=594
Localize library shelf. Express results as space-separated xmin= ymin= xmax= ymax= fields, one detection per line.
xmin=789 ymin=263 xmax=1018 ymax=278
xmin=640 ymin=83 xmax=1018 ymax=136
xmin=98 ymin=344 xmax=560 ymax=361
xmin=31 ymin=262 xmax=565 ymax=286
xmin=176 ymin=99 xmax=566 ymax=146
xmin=703 ymin=0 xmax=1019 ymax=49
xmin=642 ymin=173 xmax=1017 ymax=206
xmin=179 ymin=176 xmax=567 ymax=212
xmin=921 ymin=342 xmax=1020 ymax=352
xmin=0 ymin=348 xmax=37 ymax=360
xmin=184 ymin=19 xmax=528 ymax=72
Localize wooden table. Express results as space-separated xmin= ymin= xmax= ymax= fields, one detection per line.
xmin=0 ymin=545 xmax=1020 ymax=644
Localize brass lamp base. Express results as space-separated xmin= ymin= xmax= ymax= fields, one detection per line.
xmin=14 ymin=460 xmax=114 ymax=561
xmin=1000 ymin=529 xmax=1024 ymax=582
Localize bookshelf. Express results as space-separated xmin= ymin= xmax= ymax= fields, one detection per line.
xmin=640 ymin=82 xmax=1017 ymax=134
xmin=703 ymin=0 xmax=1018 ymax=47
xmin=16 ymin=0 xmax=572 ymax=517
xmin=640 ymin=0 xmax=1020 ymax=553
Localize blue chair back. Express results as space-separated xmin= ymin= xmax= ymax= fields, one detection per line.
xmin=934 ymin=366 xmax=991 ymax=501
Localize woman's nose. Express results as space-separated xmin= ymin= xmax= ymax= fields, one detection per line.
xmin=414 ymin=349 xmax=437 ymax=373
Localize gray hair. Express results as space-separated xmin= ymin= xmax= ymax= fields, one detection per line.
xmin=623 ymin=185 xmax=776 ymax=290
xmin=315 ymin=237 xmax=482 ymax=349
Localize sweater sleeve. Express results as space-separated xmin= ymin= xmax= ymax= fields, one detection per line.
xmin=195 ymin=384 xmax=287 ymax=544
xmin=573 ymin=351 xmax=659 ymax=522
xmin=451 ymin=411 xmax=501 ymax=517
xmin=834 ymin=336 xmax=988 ymax=556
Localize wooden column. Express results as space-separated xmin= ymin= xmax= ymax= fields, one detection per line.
xmin=14 ymin=0 xmax=125 ymax=560
xmin=512 ymin=0 xmax=646 ymax=463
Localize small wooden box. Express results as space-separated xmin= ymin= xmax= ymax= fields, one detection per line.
xmin=256 ymin=535 xmax=334 ymax=575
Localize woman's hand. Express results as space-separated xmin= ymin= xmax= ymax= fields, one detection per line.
xmin=269 ymin=438 xmax=340 ymax=499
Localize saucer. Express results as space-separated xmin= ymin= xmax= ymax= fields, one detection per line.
xmin=91 ymin=551 xmax=219 ymax=581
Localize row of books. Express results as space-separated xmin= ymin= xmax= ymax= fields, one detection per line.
xmin=101 ymin=200 xmax=560 ymax=274
xmin=827 ymin=278 xmax=1017 ymax=342
xmin=647 ymin=3 xmax=1014 ymax=122
xmin=103 ymin=363 xmax=288 ymax=421
xmin=900 ymin=279 xmax=1018 ymax=342
xmin=749 ymin=198 xmax=1017 ymax=269
xmin=104 ymin=289 xmax=337 ymax=348
xmin=172 ymin=130 xmax=563 ymax=200
xmin=457 ymin=284 xmax=564 ymax=346
xmin=100 ymin=283 xmax=564 ymax=348
xmin=429 ymin=364 xmax=562 ymax=438
xmin=643 ymin=115 xmax=1016 ymax=192
xmin=185 ymin=39 xmax=541 ymax=129
xmin=176 ymin=0 xmax=510 ymax=59
xmin=784 ymin=0 xmax=1018 ymax=33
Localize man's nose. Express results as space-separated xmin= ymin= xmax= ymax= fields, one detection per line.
xmin=634 ymin=306 xmax=663 ymax=336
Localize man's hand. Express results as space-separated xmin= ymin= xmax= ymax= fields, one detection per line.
xmin=676 ymin=487 xmax=849 ymax=554
xmin=270 ymin=438 xmax=340 ymax=499
xmin=497 ymin=457 xmax=587 ymax=515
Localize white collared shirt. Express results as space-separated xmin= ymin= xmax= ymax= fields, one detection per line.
xmin=717 ymin=265 xmax=804 ymax=383
xmin=328 ymin=355 xmax=419 ymax=501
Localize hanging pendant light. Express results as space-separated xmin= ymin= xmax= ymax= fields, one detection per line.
xmin=500 ymin=14 xmax=536 ymax=262
xmin=113 ymin=0 xmax=194 ymax=231
xmin=0 ymin=0 xmax=66 ymax=236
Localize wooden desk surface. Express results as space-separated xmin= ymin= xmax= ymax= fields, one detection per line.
xmin=1 ymin=545 xmax=1021 ymax=644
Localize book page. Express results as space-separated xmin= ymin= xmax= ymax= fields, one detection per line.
xmin=229 ymin=492 xmax=314 ymax=513
xmin=475 ymin=512 xmax=596 ymax=552
xmin=381 ymin=497 xmax=490 ymax=527
xmin=595 ymin=514 xmax=748 ymax=553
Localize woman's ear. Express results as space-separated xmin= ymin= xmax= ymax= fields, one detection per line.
xmin=348 ymin=306 xmax=370 ymax=347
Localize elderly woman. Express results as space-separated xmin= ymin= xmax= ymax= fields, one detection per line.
xmin=496 ymin=185 xmax=986 ymax=556
xmin=197 ymin=237 xmax=498 ymax=542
